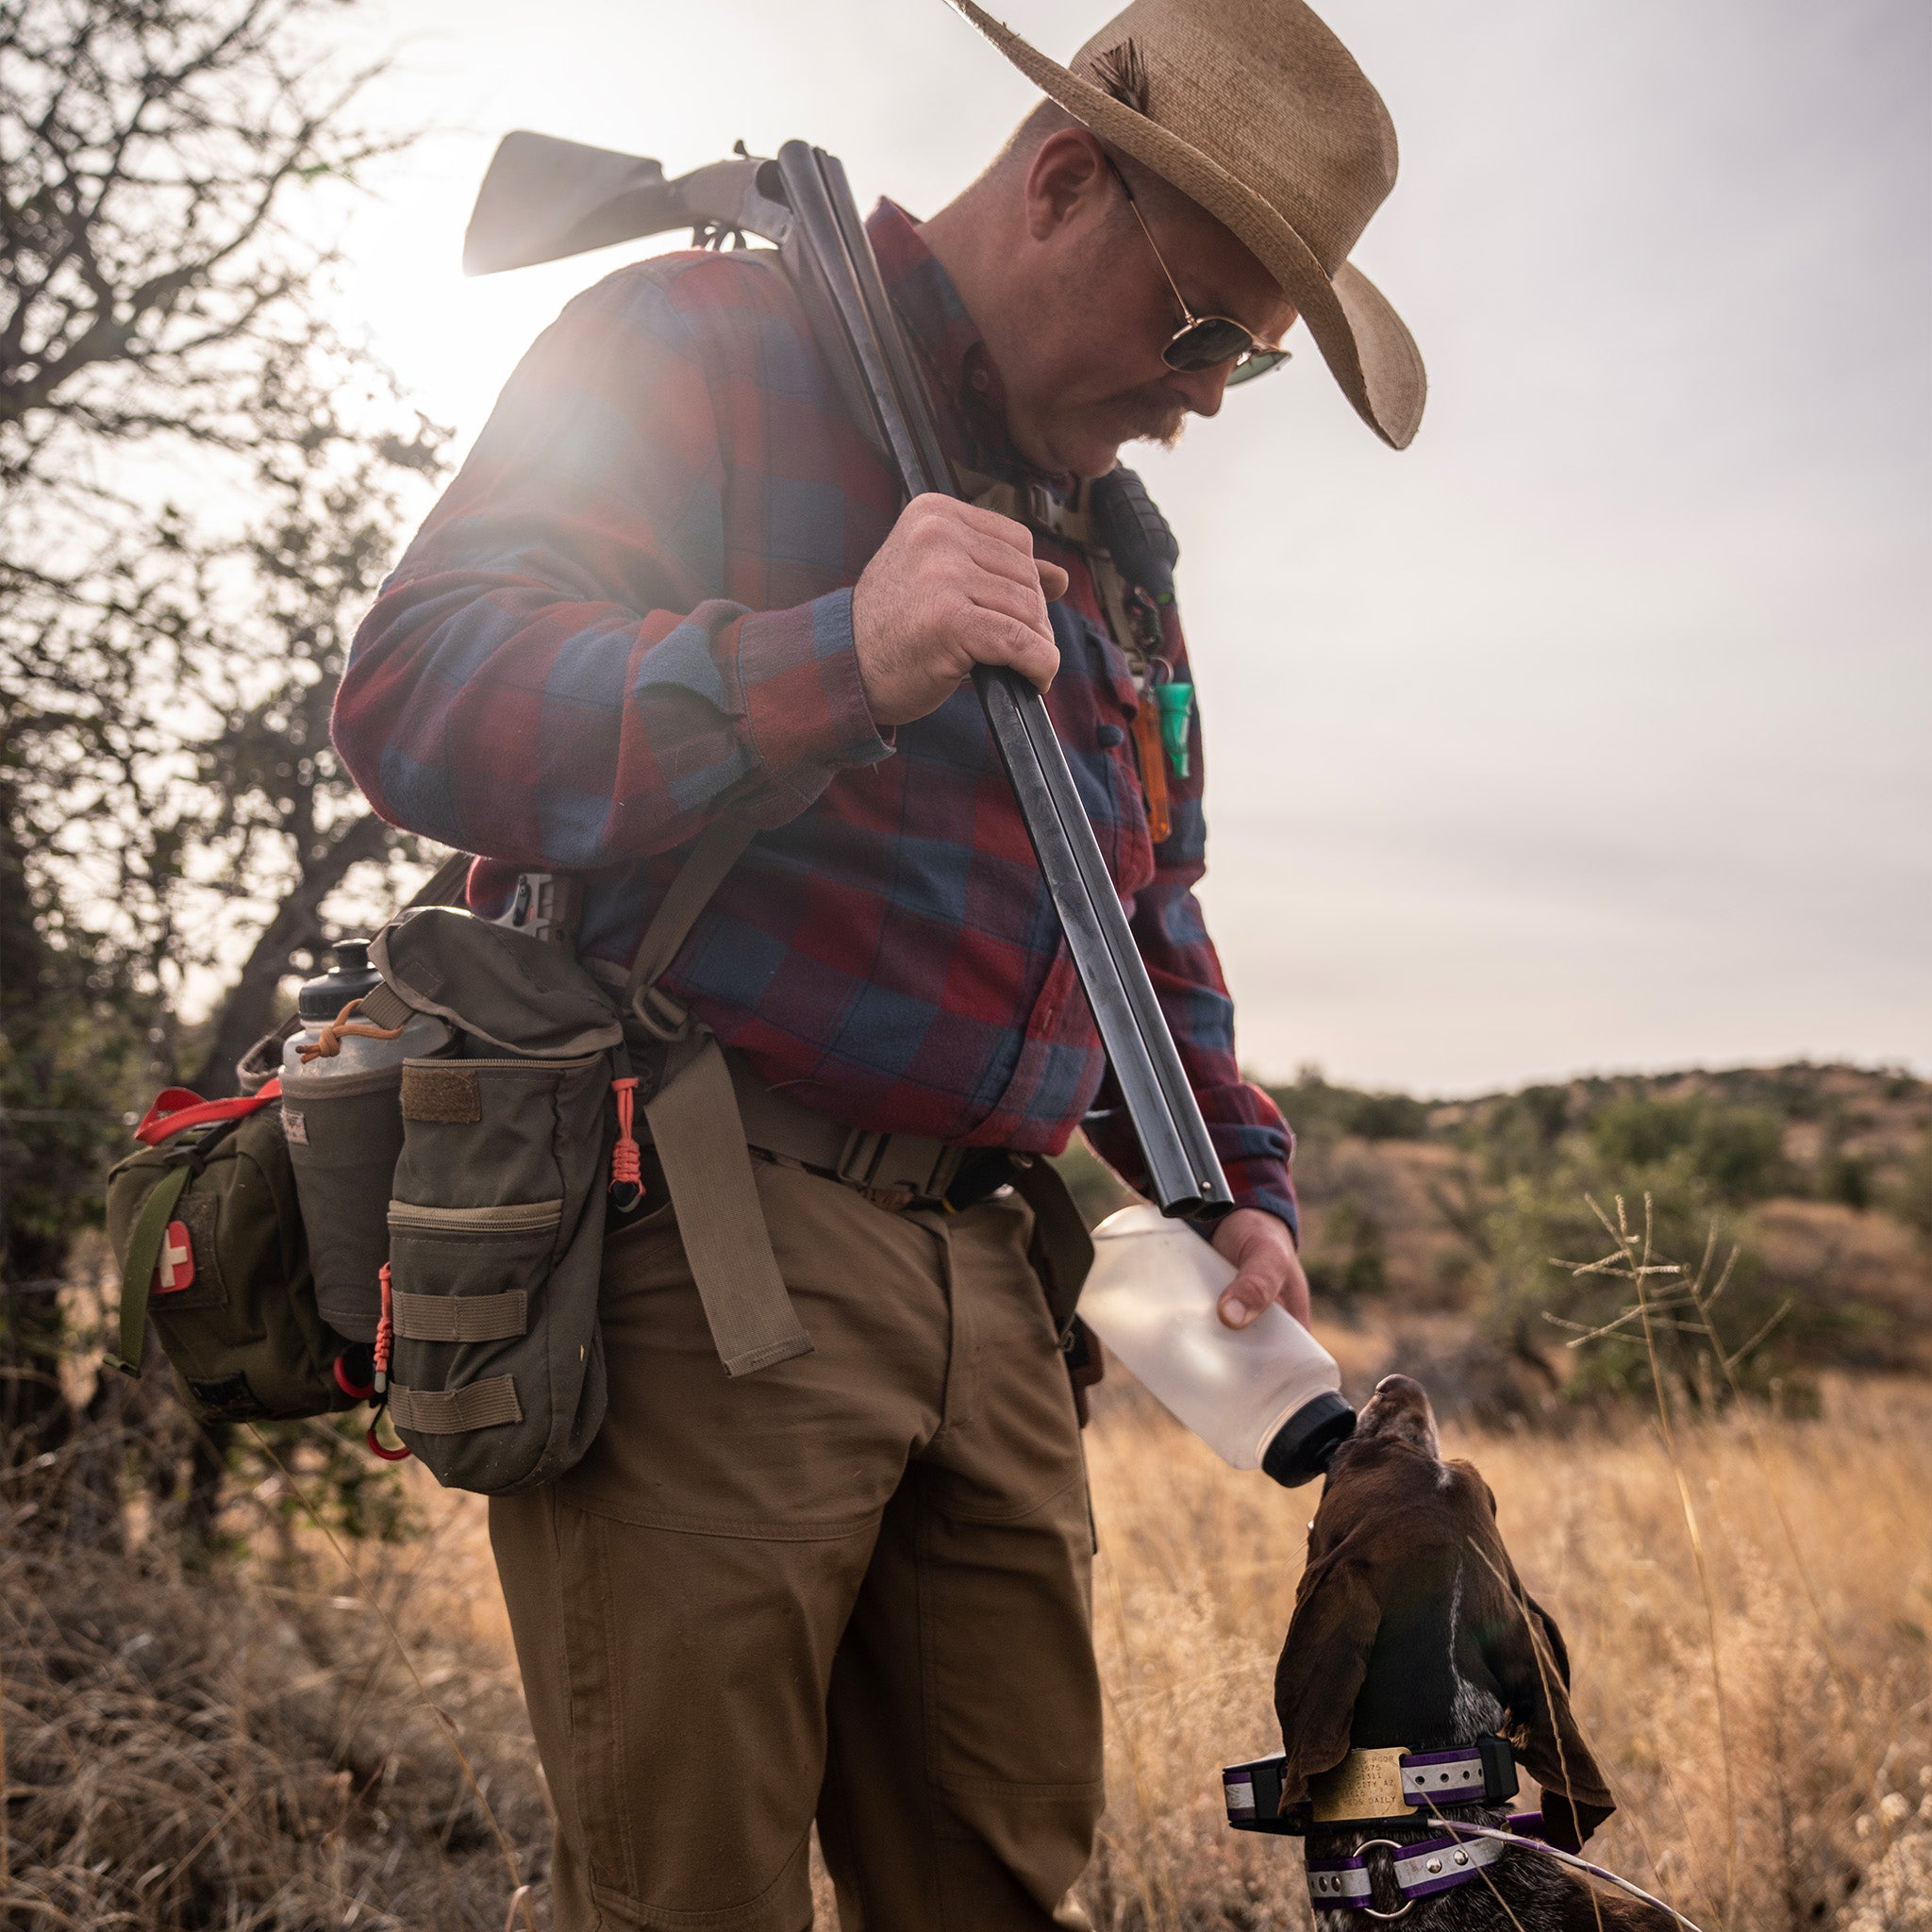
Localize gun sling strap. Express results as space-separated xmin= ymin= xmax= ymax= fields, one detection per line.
xmin=618 ymin=816 xmax=816 ymax=1378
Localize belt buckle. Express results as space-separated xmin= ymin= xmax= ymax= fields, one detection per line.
xmin=838 ymin=1127 xmax=890 ymax=1190
xmin=1311 ymin=1746 xmax=1410 ymax=1824
xmin=839 ymin=1127 xmax=961 ymax=1202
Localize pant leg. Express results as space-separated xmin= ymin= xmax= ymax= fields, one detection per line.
xmin=815 ymin=1191 xmax=1106 ymax=1931
xmin=490 ymin=1163 xmax=955 ymax=1932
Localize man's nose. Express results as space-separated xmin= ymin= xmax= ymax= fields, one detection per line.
xmin=1165 ymin=364 xmax=1230 ymax=418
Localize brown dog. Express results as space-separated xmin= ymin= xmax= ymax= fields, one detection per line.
xmin=1274 ymin=1374 xmax=1677 ymax=1927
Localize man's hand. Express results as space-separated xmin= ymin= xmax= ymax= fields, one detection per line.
xmin=851 ymin=493 xmax=1070 ymax=727
xmin=1212 ymin=1208 xmax=1312 ymax=1331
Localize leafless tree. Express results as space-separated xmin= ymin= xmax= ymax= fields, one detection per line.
xmin=0 ymin=0 xmax=398 ymax=519
xmin=0 ymin=0 xmax=446 ymax=1513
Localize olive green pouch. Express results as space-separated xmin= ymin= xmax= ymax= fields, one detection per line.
xmin=371 ymin=909 xmax=625 ymax=1494
xmin=104 ymin=1094 xmax=366 ymax=1424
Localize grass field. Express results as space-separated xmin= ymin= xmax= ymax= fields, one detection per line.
xmin=6 ymin=1374 xmax=1928 ymax=1929
xmin=1075 ymin=1375 xmax=1932 ymax=1930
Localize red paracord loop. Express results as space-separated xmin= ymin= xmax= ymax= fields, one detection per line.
xmin=365 ymin=1413 xmax=411 ymax=1461
xmin=134 ymin=1081 xmax=280 ymax=1146
xmin=334 ymin=1355 xmax=375 ymax=1401
xmin=299 ymin=997 xmax=406 ymax=1064
xmin=374 ymin=1262 xmax=394 ymax=1395
xmin=608 ymin=1076 xmax=644 ymax=1211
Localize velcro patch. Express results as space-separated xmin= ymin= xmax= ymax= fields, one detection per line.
xmin=151 ymin=1221 xmax=196 ymax=1294
xmin=401 ymin=1064 xmax=482 ymax=1124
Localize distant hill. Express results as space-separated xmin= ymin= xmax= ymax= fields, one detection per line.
xmin=1058 ymin=1061 xmax=1932 ymax=1416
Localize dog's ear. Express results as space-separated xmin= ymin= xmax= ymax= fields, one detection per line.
xmin=1477 ymin=1568 xmax=1616 ymax=1843
xmin=1274 ymin=1558 xmax=1382 ymax=1800
xmin=1522 ymin=1590 xmax=1573 ymax=1689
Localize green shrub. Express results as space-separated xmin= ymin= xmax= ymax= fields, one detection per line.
xmin=1469 ymin=1149 xmax=1857 ymax=1411
xmin=1586 ymin=1097 xmax=1790 ymax=1202
xmin=1589 ymin=1096 xmax=1699 ymax=1168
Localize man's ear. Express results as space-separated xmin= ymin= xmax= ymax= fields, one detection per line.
xmin=1274 ymin=1559 xmax=1382 ymax=1800
xmin=1024 ymin=127 xmax=1110 ymax=240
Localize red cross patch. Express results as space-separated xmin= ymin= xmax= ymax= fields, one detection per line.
xmin=151 ymin=1222 xmax=195 ymax=1295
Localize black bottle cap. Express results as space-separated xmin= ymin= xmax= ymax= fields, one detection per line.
xmin=296 ymin=939 xmax=382 ymax=1022
xmin=1260 ymin=1391 xmax=1357 ymax=1489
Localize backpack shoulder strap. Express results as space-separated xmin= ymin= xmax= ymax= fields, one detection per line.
xmin=622 ymin=814 xmax=758 ymax=1039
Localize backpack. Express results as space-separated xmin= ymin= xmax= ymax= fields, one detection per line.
xmin=103 ymin=1083 xmax=372 ymax=1424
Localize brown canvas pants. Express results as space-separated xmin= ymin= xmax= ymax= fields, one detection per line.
xmin=489 ymin=1159 xmax=1105 ymax=1931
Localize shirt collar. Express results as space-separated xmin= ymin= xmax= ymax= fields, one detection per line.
xmin=865 ymin=199 xmax=1074 ymax=497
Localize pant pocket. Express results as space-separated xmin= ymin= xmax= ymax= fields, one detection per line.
xmin=387 ymin=1054 xmax=610 ymax=1493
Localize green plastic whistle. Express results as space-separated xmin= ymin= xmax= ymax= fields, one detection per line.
xmin=1154 ymin=681 xmax=1194 ymax=779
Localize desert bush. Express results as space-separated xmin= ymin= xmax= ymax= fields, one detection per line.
xmin=1896 ymin=1131 xmax=1932 ymax=1252
xmin=1467 ymin=1158 xmax=1871 ymax=1409
xmin=0 ymin=1435 xmax=546 ymax=1929
xmin=1588 ymin=1096 xmax=1791 ymax=1202
xmin=1264 ymin=1068 xmax=1429 ymax=1145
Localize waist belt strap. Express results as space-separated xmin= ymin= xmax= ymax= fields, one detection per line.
xmin=620 ymin=817 xmax=814 ymax=1378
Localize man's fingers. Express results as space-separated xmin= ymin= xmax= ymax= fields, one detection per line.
xmin=959 ymin=570 xmax=1055 ymax=641
xmin=1217 ymin=1273 xmax=1274 ymax=1330
xmin=965 ymin=610 xmax=1059 ymax=691
xmin=1037 ymin=559 xmax=1070 ymax=601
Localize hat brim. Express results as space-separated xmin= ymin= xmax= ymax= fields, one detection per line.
xmin=945 ymin=0 xmax=1425 ymax=449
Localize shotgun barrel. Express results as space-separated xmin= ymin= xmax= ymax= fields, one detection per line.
xmin=774 ymin=142 xmax=1233 ymax=1220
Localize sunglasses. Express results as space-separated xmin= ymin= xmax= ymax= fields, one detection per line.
xmin=1112 ymin=164 xmax=1291 ymax=385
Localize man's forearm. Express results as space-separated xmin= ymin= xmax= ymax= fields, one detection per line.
xmin=334 ymin=577 xmax=891 ymax=867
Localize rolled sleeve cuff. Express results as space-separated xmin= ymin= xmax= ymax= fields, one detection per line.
xmin=1220 ymin=1159 xmax=1300 ymax=1245
xmin=738 ymin=589 xmax=892 ymax=787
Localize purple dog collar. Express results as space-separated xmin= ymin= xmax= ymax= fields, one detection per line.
xmin=1396 ymin=1746 xmax=1489 ymax=1807
xmin=1307 ymin=1827 xmax=1509 ymax=1916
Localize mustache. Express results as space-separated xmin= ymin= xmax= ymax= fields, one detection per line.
xmin=1109 ymin=381 xmax=1191 ymax=450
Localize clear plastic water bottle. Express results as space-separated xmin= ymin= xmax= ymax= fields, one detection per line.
xmin=1078 ymin=1204 xmax=1355 ymax=1486
xmin=280 ymin=941 xmax=445 ymax=1081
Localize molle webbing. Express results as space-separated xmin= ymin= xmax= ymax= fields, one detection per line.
xmin=387 ymin=1375 xmax=523 ymax=1435
xmin=391 ymin=1288 xmax=527 ymax=1343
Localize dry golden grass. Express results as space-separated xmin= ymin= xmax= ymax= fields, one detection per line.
xmin=6 ymin=1378 xmax=1929 ymax=1929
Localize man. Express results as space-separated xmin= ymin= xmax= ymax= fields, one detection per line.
xmin=334 ymin=0 xmax=1423 ymax=1924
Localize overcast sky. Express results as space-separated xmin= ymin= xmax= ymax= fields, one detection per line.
xmin=332 ymin=0 xmax=1930 ymax=1094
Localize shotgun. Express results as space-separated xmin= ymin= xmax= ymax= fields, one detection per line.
xmin=462 ymin=133 xmax=1236 ymax=1220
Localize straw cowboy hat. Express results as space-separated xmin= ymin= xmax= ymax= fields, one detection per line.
xmin=944 ymin=0 xmax=1426 ymax=448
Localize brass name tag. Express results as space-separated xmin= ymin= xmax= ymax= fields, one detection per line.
xmin=1309 ymin=1746 xmax=1410 ymax=1823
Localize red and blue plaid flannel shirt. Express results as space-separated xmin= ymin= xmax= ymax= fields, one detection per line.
xmin=334 ymin=203 xmax=1296 ymax=1230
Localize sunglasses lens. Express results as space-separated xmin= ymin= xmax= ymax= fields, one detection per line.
xmin=1225 ymin=345 xmax=1291 ymax=386
xmin=1162 ymin=315 xmax=1257 ymax=372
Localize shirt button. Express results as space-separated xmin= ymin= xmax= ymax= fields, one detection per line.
xmin=1096 ymin=724 xmax=1125 ymax=748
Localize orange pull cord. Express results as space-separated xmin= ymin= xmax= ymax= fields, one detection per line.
xmin=1129 ymin=695 xmax=1174 ymax=845
xmin=608 ymin=1077 xmax=644 ymax=1211
xmin=374 ymin=1263 xmax=394 ymax=1395
xmin=362 ymin=1263 xmax=411 ymax=1460
xmin=299 ymin=997 xmax=406 ymax=1064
